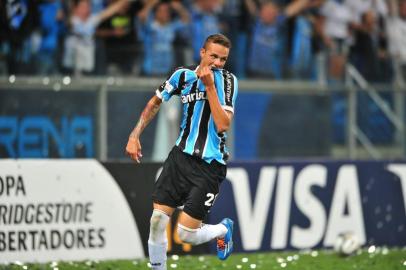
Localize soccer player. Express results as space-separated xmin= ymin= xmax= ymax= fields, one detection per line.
xmin=125 ymin=33 xmax=237 ymax=270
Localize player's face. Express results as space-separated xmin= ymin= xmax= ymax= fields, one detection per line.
xmin=199 ymin=42 xmax=229 ymax=69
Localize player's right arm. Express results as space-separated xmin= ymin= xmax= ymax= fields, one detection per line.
xmin=126 ymin=68 xmax=189 ymax=162
xmin=126 ymin=96 xmax=162 ymax=163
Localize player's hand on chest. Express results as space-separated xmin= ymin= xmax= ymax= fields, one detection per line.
xmin=196 ymin=66 xmax=215 ymax=88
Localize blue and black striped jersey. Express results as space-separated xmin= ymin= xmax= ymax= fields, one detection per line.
xmin=155 ymin=65 xmax=238 ymax=164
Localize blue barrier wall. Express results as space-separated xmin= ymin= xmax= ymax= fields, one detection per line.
xmin=0 ymin=89 xmax=96 ymax=158
xmin=0 ymin=88 xmax=400 ymax=160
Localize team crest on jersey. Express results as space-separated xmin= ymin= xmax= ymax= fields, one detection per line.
xmin=181 ymin=91 xmax=207 ymax=103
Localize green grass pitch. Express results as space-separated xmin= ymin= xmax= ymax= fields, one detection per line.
xmin=1 ymin=248 xmax=405 ymax=270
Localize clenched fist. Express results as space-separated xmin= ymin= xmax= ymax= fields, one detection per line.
xmin=196 ymin=66 xmax=215 ymax=88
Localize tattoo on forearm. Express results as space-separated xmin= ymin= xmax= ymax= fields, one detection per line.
xmin=130 ymin=100 xmax=160 ymax=138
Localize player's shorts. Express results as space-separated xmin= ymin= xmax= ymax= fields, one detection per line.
xmin=152 ymin=145 xmax=226 ymax=220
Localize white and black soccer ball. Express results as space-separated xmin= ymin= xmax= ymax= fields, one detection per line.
xmin=334 ymin=232 xmax=360 ymax=256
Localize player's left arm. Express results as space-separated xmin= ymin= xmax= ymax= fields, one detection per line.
xmin=198 ymin=66 xmax=234 ymax=133
xmin=126 ymin=95 xmax=162 ymax=163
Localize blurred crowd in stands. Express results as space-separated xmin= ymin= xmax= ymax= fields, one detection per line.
xmin=0 ymin=0 xmax=405 ymax=83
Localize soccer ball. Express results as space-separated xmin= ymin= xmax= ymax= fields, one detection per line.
xmin=334 ymin=232 xmax=360 ymax=256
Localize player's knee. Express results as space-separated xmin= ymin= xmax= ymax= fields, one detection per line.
xmin=149 ymin=210 xmax=170 ymax=244
xmin=177 ymin=224 xmax=199 ymax=245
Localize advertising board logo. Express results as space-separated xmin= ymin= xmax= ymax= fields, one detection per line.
xmin=0 ymin=116 xmax=93 ymax=158
xmin=223 ymin=163 xmax=406 ymax=251
xmin=0 ymin=160 xmax=145 ymax=262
